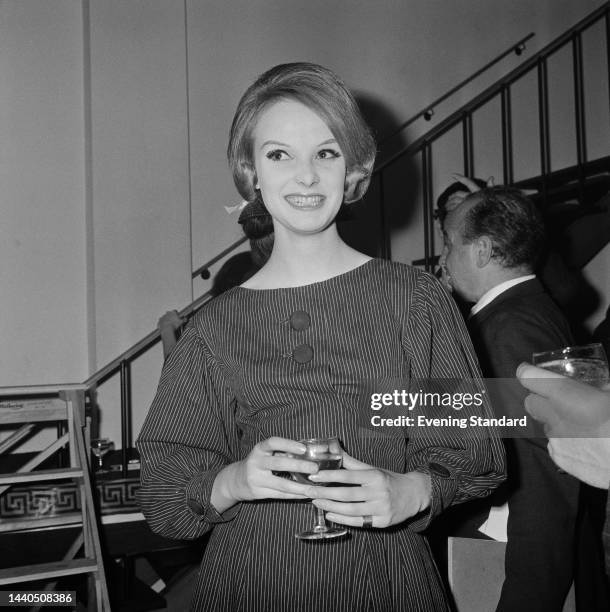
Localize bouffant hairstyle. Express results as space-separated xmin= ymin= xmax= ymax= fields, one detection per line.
xmin=227 ymin=62 xmax=376 ymax=264
xmin=461 ymin=186 xmax=547 ymax=271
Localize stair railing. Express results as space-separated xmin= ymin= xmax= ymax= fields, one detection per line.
xmin=379 ymin=33 xmax=534 ymax=146
xmin=374 ymin=2 xmax=610 ymax=269
xmin=84 ymin=289 xmax=215 ymax=476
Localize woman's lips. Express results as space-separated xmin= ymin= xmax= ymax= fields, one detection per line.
xmin=284 ymin=194 xmax=325 ymax=209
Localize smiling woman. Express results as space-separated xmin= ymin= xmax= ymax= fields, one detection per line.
xmin=227 ymin=63 xmax=376 ymax=271
xmin=251 ymin=100 xmax=347 ymax=240
xmin=137 ymin=62 xmax=506 ymax=611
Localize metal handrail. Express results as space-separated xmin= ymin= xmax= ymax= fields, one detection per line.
xmin=378 ymin=33 xmax=534 ymax=144
xmin=192 ymin=236 xmax=248 ymax=280
xmin=373 ymin=2 xmax=609 ymax=273
xmin=375 ymin=2 xmax=610 ymax=175
xmin=85 ymin=289 xmax=215 ymax=388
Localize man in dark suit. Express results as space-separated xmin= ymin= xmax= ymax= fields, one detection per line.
xmin=439 ymin=186 xmax=580 ymax=611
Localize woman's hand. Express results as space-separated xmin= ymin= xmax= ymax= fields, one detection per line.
xmin=306 ymin=452 xmax=431 ymax=529
xmin=158 ymin=310 xmax=184 ymax=332
xmin=211 ymin=437 xmax=317 ymax=513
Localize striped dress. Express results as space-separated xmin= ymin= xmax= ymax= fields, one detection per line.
xmin=137 ymin=259 xmax=505 ymax=611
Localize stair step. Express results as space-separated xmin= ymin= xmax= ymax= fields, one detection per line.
xmin=0 ymin=512 xmax=83 ymax=533
xmin=0 ymin=467 xmax=83 ymax=485
xmin=0 ymin=558 xmax=99 ymax=585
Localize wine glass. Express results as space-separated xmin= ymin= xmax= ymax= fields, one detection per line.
xmin=290 ymin=436 xmax=348 ymax=540
xmin=532 ymin=342 xmax=609 ymax=387
xmin=91 ymin=438 xmax=113 ymax=471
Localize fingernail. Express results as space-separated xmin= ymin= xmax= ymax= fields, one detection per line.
xmin=308 ymin=473 xmax=321 ymax=480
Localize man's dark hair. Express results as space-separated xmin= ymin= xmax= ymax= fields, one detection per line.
xmin=434 ymin=178 xmax=487 ymax=223
xmin=461 ymin=186 xmax=547 ymax=270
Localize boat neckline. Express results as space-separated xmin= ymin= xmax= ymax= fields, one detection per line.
xmin=233 ymin=258 xmax=376 ymax=293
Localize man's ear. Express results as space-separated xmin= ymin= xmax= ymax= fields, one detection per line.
xmin=475 ymin=236 xmax=493 ymax=268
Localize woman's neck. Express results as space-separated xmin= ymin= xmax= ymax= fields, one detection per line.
xmin=243 ymin=224 xmax=370 ymax=289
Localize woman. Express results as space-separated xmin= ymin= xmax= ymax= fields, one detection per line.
xmin=137 ymin=62 xmax=505 ymax=611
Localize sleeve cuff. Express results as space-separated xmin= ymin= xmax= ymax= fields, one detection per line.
xmin=184 ymin=466 xmax=242 ymax=524
xmin=408 ymin=462 xmax=458 ymax=532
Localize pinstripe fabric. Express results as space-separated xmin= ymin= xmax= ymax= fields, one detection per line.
xmin=137 ymin=259 xmax=505 ymax=611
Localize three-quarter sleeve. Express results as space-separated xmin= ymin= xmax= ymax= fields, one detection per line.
xmin=136 ymin=324 xmax=240 ymax=540
xmin=401 ymin=272 xmax=506 ymax=531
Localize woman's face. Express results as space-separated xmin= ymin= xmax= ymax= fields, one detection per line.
xmin=251 ymin=98 xmax=347 ymax=238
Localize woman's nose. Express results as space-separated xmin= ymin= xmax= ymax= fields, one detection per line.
xmin=295 ymin=159 xmax=319 ymax=187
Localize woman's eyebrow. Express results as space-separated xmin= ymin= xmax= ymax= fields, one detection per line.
xmin=259 ymin=138 xmax=338 ymax=150
xmin=260 ymin=140 xmax=289 ymax=149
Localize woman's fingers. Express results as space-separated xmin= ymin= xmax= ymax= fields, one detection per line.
xmin=266 ymin=455 xmax=318 ymax=475
xmin=308 ymin=484 xmax=368 ymax=502
xmin=341 ymin=451 xmax=371 ymax=470
xmin=309 ymin=468 xmax=373 ymax=486
xmin=312 ymin=498 xmax=376 ymax=517
xmin=259 ymin=486 xmax=309 ymax=500
xmin=324 ymin=512 xmax=378 ymax=528
xmin=257 ymin=437 xmax=306 ymax=455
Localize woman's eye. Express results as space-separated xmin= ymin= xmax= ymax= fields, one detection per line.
xmin=266 ymin=149 xmax=289 ymax=161
xmin=317 ymin=149 xmax=341 ymax=160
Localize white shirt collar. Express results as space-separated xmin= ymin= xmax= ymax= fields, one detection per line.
xmin=470 ymin=275 xmax=536 ymax=317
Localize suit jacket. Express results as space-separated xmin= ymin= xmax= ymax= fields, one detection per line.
xmin=467 ymin=278 xmax=580 ymax=612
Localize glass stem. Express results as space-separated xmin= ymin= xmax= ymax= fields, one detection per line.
xmin=314 ymin=504 xmax=328 ymax=532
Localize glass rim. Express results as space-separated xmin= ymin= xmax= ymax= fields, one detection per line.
xmin=298 ymin=435 xmax=339 ymax=444
xmin=532 ymin=342 xmax=605 ymax=361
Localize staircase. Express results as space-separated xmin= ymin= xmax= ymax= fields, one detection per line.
xmin=0 ymin=385 xmax=111 ymax=611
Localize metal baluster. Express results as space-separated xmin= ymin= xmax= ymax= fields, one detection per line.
xmin=607 ymin=10 xmax=610 ymax=129
xmin=573 ymin=31 xmax=587 ymax=206
xmin=462 ymin=113 xmax=474 ymax=177
xmin=501 ymin=85 xmax=514 ymax=184
xmin=572 ymin=32 xmax=587 ymax=166
xmin=537 ymin=58 xmax=550 ymax=203
xmin=120 ymin=360 xmax=132 ymax=478
xmin=422 ymin=144 xmax=434 ymax=272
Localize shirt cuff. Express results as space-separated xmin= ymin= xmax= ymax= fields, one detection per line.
xmin=184 ymin=466 xmax=242 ymax=524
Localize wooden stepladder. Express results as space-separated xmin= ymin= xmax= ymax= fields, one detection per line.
xmin=0 ymin=384 xmax=111 ymax=611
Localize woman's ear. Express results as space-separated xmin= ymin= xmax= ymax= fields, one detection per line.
xmin=239 ymin=162 xmax=258 ymax=200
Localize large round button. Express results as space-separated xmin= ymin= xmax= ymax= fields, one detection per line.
xmin=289 ymin=310 xmax=311 ymax=331
xmin=292 ymin=344 xmax=314 ymax=363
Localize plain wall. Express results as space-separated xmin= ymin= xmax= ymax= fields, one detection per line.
xmin=1 ymin=0 xmax=88 ymax=384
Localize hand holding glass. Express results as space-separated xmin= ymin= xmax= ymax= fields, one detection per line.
xmin=289 ymin=436 xmax=348 ymax=540
xmin=532 ymin=342 xmax=609 ymax=387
